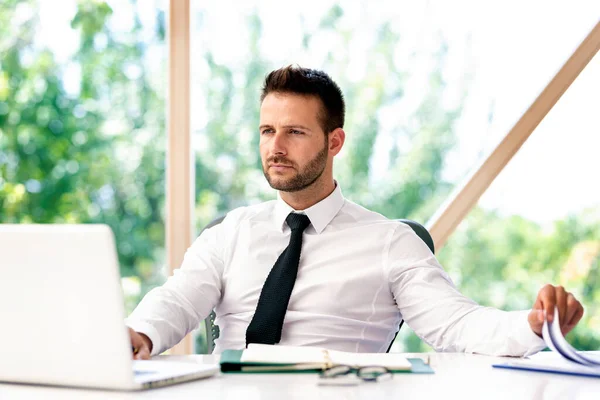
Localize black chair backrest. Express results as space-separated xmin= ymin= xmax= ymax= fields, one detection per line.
xmin=398 ymin=219 xmax=435 ymax=254
xmin=200 ymin=216 xmax=434 ymax=354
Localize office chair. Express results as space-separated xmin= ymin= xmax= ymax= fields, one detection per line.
xmin=200 ymin=216 xmax=435 ymax=354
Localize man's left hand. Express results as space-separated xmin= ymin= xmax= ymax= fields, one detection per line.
xmin=528 ymin=284 xmax=584 ymax=337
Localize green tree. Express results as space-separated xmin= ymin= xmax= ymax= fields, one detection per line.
xmin=438 ymin=207 xmax=600 ymax=351
xmin=3 ymin=1 xmax=597 ymax=355
xmin=0 ymin=0 xmax=167 ymax=308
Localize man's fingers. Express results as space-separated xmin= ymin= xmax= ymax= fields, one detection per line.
xmin=132 ymin=345 xmax=150 ymax=360
xmin=128 ymin=327 xmax=150 ymax=359
xmin=129 ymin=330 xmax=142 ymax=349
xmin=134 ymin=347 xmax=151 ymax=360
xmin=528 ymin=297 xmax=547 ymax=336
xmin=539 ymin=284 xmax=557 ymax=322
xmin=531 ymin=298 xmax=544 ymax=323
xmin=565 ymin=300 xmax=584 ymax=331
xmin=530 ymin=284 xmax=584 ymax=337
xmin=530 ymin=309 xmax=544 ymax=324
xmin=131 ymin=335 xmax=145 ymax=350
xmin=563 ymin=293 xmax=578 ymax=327
xmin=528 ymin=309 xmax=544 ymax=336
xmin=555 ymin=286 xmax=567 ymax=324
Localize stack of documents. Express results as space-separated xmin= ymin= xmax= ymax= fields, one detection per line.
xmin=493 ymin=308 xmax=600 ymax=377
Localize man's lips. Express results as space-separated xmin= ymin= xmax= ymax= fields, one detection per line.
xmin=269 ymin=164 xmax=294 ymax=172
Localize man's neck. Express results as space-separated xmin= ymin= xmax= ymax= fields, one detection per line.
xmin=279 ymin=179 xmax=336 ymax=210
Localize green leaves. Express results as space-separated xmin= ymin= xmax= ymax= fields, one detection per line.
xmin=3 ymin=1 xmax=599 ymax=353
xmin=71 ymin=1 xmax=113 ymax=37
xmin=0 ymin=0 xmax=167 ymax=302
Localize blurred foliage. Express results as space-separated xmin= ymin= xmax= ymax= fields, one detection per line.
xmin=0 ymin=0 xmax=168 ymax=299
xmin=436 ymin=209 xmax=600 ymax=352
xmin=1 ymin=0 xmax=597 ymax=354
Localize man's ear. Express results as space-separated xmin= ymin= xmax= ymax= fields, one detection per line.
xmin=328 ymin=128 xmax=345 ymax=156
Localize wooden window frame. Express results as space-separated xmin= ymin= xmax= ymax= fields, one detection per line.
xmin=427 ymin=21 xmax=600 ymax=249
xmin=166 ymin=0 xmax=193 ymax=355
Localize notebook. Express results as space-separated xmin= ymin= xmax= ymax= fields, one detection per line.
xmin=0 ymin=224 xmax=219 ymax=390
xmin=220 ymin=344 xmax=434 ymax=373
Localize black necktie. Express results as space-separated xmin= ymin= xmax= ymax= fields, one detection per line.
xmin=246 ymin=213 xmax=311 ymax=346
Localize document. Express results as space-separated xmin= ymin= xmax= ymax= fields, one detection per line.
xmin=220 ymin=344 xmax=433 ymax=373
xmin=493 ymin=308 xmax=600 ymax=378
xmin=541 ymin=308 xmax=600 ymax=366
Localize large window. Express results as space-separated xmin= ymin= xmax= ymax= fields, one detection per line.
xmin=0 ymin=0 xmax=168 ymax=312
xmin=435 ymin=52 xmax=600 ymax=352
xmin=190 ymin=0 xmax=477 ymax=232
xmin=3 ymin=0 xmax=597 ymax=355
xmin=191 ymin=1 xmax=599 ymax=352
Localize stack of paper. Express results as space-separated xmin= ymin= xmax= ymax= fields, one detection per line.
xmin=541 ymin=308 xmax=600 ymax=366
xmin=493 ymin=308 xmax=600 ymax=377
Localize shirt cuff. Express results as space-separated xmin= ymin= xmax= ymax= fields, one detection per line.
xmin=515 ymin=310 xmax=547 ymax=357
xmin=125 ymin=319 xmax=163 ymax=357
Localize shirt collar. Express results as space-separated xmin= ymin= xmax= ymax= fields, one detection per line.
xmin=273 ymin=183 xmax=344 ymax=234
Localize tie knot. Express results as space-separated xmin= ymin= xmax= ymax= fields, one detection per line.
xmin=286 ymin=213 xmax=310 ymax=232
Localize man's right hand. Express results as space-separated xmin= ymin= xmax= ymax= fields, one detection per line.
xmin=128 ymin=327 xmax=152 ymax=360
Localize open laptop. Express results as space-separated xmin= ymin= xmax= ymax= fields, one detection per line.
xmin=0 ymin=224 xmax=219 ymax=390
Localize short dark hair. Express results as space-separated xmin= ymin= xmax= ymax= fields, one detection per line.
xmin=260 ymin=65 xmax=345 ymax=134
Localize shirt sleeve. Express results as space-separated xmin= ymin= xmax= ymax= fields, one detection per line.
xmin=125 ymin=222 xmax=225 ymax=356
xmin=385 ymin=224 xmax=546 ymax=356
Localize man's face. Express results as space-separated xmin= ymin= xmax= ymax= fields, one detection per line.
xmin=259 ymin=93 xmax=329 ymax=192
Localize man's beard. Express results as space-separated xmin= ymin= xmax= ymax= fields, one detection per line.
xmin=263 ymin=143 xmax=328 ymax=192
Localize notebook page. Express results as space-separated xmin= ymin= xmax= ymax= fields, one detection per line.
xmin=241 ymin=344 xmax=326 ymax=364
xmin=328 ymin=350 xmax=412 ymax=370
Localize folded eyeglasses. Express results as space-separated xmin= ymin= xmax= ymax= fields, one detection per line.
xmin=318 ymin=365 xmax=393 ymax=385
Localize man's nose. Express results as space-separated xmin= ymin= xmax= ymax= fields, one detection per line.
xmin=270 ymin=131 xmax=287 ymax=155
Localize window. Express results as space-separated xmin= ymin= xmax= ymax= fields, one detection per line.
xmin=190 ymin=0 xmax=599 ymax=352
xmin=4 ymin=0 xmax=596 ymax=355
xmin=437 ymin=52 xmax=600 ymax=352
xmin=0 ymin=0 xmax=168 ymax=313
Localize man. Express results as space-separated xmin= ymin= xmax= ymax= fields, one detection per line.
xmin=127 ymin=66 xmax=584 ymax=359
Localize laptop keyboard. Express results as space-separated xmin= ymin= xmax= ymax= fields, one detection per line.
xmin=134 ymin=370 xmax=158 ymax=376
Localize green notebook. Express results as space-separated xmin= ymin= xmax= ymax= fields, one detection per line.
xmin=220 ymin=344 xmax=434 ymax=374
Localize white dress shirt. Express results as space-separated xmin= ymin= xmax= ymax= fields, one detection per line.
xmin=126 ymin=184 xmax=546 ymax=356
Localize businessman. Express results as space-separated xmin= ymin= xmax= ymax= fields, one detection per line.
xmin=127 ymin=66 xmax=584 ymax=359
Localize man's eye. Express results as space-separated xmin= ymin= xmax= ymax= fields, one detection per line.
xmin=290 ymin=129 xmax=303 ymax=134
xmin=261 ymin=129 xmax=273 ymax=135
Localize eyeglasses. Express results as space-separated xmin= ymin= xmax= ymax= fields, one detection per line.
xmin=318 ymin=365 xmax=392 ymax=386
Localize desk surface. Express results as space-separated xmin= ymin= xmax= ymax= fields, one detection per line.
xmin=1 ymin=352 xmax=599 ymax=399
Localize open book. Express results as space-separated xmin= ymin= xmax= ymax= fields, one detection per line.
xmin=220 ymin=344 xmax=433 ymax=373
xmin=493 ymin=308 xmax=600 ymax=378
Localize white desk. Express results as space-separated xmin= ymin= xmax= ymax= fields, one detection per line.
xmin=1 ymin=353 xmax=599 ymax=399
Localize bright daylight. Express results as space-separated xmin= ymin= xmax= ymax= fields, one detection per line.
xmin=1 ymin=0 xmax=599 ymax=396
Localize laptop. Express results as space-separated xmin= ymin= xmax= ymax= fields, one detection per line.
xmin=0 ymin=224 xmax=219 ymax=390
